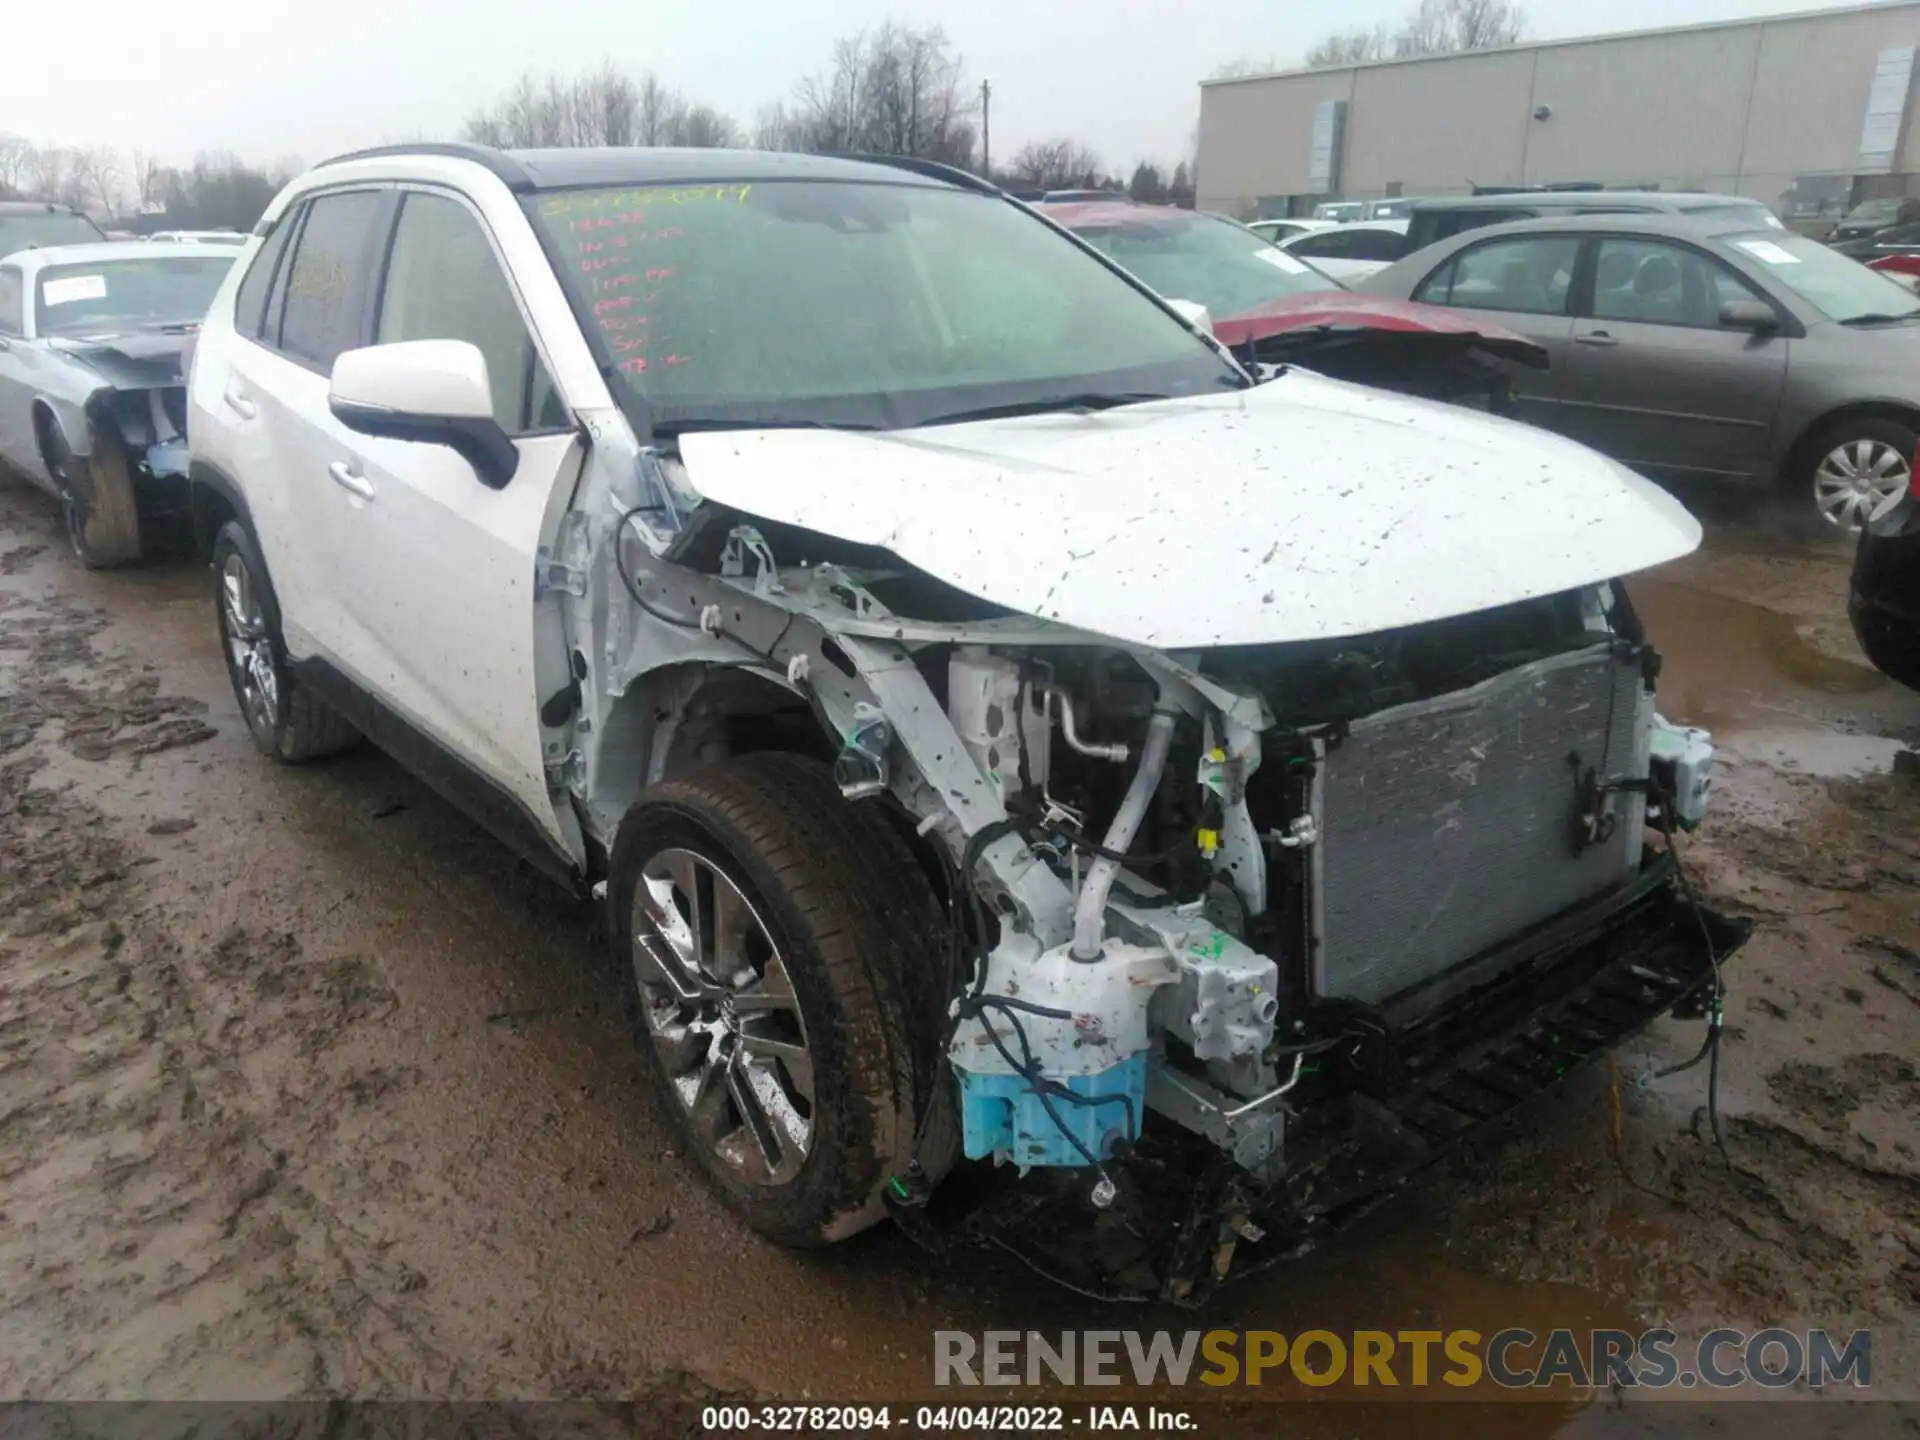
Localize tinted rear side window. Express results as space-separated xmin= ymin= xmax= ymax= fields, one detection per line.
xmin=278 ymin=190 xmax=388 ymax=372
xmin=232 ymin=216 xmax=296 ymax=341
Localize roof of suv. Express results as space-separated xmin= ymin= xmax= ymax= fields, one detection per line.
xmin=1410 ymin=190 xmax=1759 ymax=214
xmin=315 ymin=142 xmax=985 ymax=193
xmin=1410 ymin=212 xmax=1781 ymax=241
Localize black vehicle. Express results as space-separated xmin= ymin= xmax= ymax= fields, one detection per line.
xmin=1829 ymin=197 xmax=1920 ymax=246
xmin=0 ymin=201 xmax=108 ymax=258
xmin=1852 ymin=484 xmax=1920 ymax=691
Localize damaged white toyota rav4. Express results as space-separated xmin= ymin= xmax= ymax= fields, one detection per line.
xmin=188 ymin=145 xmax=1746 ymax=1300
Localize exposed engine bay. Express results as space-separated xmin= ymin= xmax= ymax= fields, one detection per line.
xmin=552 ymin=415 xmax=1745 ymax=1300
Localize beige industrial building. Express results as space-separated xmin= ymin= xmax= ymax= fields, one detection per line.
xmin=1197 ymin=0 xmax=1920 ymax=222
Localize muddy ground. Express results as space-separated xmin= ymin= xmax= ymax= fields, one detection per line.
xmin=0 ymin=476 xmax=1917 ymax=1436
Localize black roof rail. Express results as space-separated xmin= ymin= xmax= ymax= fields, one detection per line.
xmin=313 ymin=141 xmax=534 ymax=191
xmin=834 ymin=153 xmax=1003 ymax=195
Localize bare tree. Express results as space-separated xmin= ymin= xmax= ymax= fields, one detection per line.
xmin=1442 ymin=0 xmax=1527 ymax=51
xmin=27 ymin=146 xmax=90 ymax=212
xmin=752 ymin=103 xmax=803 ymax=152
xmin=1008 ymin=139 xmax=1102 ymax=192
xmin=573 ymin=62 xmax=640 ymax=146
xmin=677 ymin=105 xmax=740 ymax=149
xmin=146 ymin=151 xmax=288 ymax=231
xmin=463 ymin=66 xmax=737 ymax=150
xmin=1305 ymin=26 xmax=1392 ymax=67
xmin=1210 ymin=57 xmax=1277 ymax=79
xmin=786 ymin=22 xmax=978 ymax=167
xmin=73 ymin=146 xmax=124 ymax=217
xmin=129 ymin=147 xmax=163 ymax=213
xmin=0 ymin=134 xmax=34 ymax=199
xmin=634 ymin=72 xmax=688 ymax=147
xmin=1304 ymin=0 xmax=1523 ymax=67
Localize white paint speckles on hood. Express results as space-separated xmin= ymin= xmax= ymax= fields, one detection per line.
xmin=676 ymin=373 xmax=1701 ymax=649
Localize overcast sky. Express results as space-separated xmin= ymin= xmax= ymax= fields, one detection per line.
xmin=4 ymin=0 xmax=1892 ymax=173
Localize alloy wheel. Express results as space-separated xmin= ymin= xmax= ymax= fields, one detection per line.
xmin=631 ymin=846 xmax=815 ymax=1186
xmin=219 ymin=551 xmax=280 ymax=738
xmin=1813 ymin=438 xmax=1911 ymax=530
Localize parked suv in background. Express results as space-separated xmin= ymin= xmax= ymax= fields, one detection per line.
xmin=187 ymin=143 xmax=1740 ymax=1302
xmin=1403 ymin=190 xmax=1782 ymax=257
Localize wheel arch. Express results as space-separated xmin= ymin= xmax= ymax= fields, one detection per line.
xmin=30 ymin=396 xmax=87 ymax=466
xmin=586 ymin=661 xmax=832 ymax=841
xmin=187 ymin=457 xmax=256 ymax=559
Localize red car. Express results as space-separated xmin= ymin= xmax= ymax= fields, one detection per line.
xmin=1039 ymin=200 xmax=1546 ymax=412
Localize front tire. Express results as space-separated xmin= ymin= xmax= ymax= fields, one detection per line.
xmin=41 ymin=418 xmax=141 ymax=568
xmin=211 ymin=519 xmax=358 ymax=762
xmin=608 ymin=754 xmax=947 ymax=1247
xmin=1803 ymin=418 xmax=1915 ymax=531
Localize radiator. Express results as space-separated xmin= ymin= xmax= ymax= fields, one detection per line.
xmin=1311 ymin=644 xmax=1647 ymax=1008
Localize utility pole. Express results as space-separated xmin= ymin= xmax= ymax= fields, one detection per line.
xmin=980 ymin=79 xmax=992 ymax=180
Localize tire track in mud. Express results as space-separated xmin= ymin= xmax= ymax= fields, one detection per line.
xmin=0 ymin=511 xmax=762 ymax=1421
xmin=0 ymin=563 xmax=454 ymax=1397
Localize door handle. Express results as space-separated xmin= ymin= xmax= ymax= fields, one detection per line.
xmin=222 ymin=386 xmax=257 ymax=419
xmin=328 ymin=460 xmax=375 ymax=500
xmin=1574 ymin=330 xmax=1620 ymax=347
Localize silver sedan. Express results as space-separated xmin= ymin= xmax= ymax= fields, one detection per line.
xmin=1359 ymin=213 xmax=1920 ymax=528
xmin=0 ymin=241 xmax=235 ymax=564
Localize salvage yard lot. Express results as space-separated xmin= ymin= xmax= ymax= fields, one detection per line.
xmin=0 ymin=476 xmax=1916 ymax=1428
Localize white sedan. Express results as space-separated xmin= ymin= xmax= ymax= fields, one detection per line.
xmin=1247 ymin=217 xmax=1338 ymax=244
xmin=1278 ymin=219 xmax=1412 ymax=282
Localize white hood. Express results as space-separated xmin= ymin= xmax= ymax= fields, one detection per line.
xmin=677 ymin=374 xmax=1700 ymax=649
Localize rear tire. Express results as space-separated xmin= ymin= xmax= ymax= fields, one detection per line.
xmin=211 ymin=519 xmax=358 ymax=763
xmin=608 ymin=753 xmax=949 ymax=1247
xmin=40 ymin=418 xmax=141 ymax=568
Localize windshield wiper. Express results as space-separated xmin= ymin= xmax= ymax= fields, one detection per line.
xmin=1839 ymin=310 xmax=1920 ymax=326
xmin=650 ymin=416 xmax=881 ymax=437
xmin=918 ymin=392 xmax=1176 ymax=427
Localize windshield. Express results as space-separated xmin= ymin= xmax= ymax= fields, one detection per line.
xmin=34 ymin=255 xmax=235 ymax=337
xmin=0 ymin=211 xmax=106 ymax=258
xmin=1721 ymin=230 xmax=1920 ymax=322
xmin=1063 ymin=210 xmax=1339 ymax=319
xmin=526 ymin=180 xmax=1241 ymax=433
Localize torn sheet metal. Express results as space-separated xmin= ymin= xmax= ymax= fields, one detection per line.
xmin=677 ymin=373 xmax=1700 ymax=651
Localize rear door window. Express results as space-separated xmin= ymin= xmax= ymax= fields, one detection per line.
xmin=1416 ymin=234 xmax=1582 ymax=315
xmin=233 ymin=216 xmax=297 ymax=343
xmin=276 ymin=190 xmax=390 ymax=372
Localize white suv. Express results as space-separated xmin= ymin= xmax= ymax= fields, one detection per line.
xmin=188 ymin=143 xmax=1741 ymax=1300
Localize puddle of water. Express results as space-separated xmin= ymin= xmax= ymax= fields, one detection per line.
xmin=1720 ymin=727 xmax=1911 ymax=779
xmin=1628 ymin=576 xmax=1885 ymax=739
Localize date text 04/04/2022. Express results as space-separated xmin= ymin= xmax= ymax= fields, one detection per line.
xmin=700 ymin=1404 xmax=1199 ymax=1432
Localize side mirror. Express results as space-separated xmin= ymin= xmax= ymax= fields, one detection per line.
xmin=328 ymin=339 xmax=518 ymax=489
xmin=1718 ymin=299 xmax=1778 ymax=334
xmin=1166 ymin=298 xmax=1215 ymax=335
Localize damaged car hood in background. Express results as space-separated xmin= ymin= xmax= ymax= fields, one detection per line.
xmin=51 ymin=331 xmax=194 ymax=389
xmin=677 ymin=374 xmax=1701 ymax=649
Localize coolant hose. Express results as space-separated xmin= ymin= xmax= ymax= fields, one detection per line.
xmin=1070 ymin=707 xmax=1177 ymax=960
